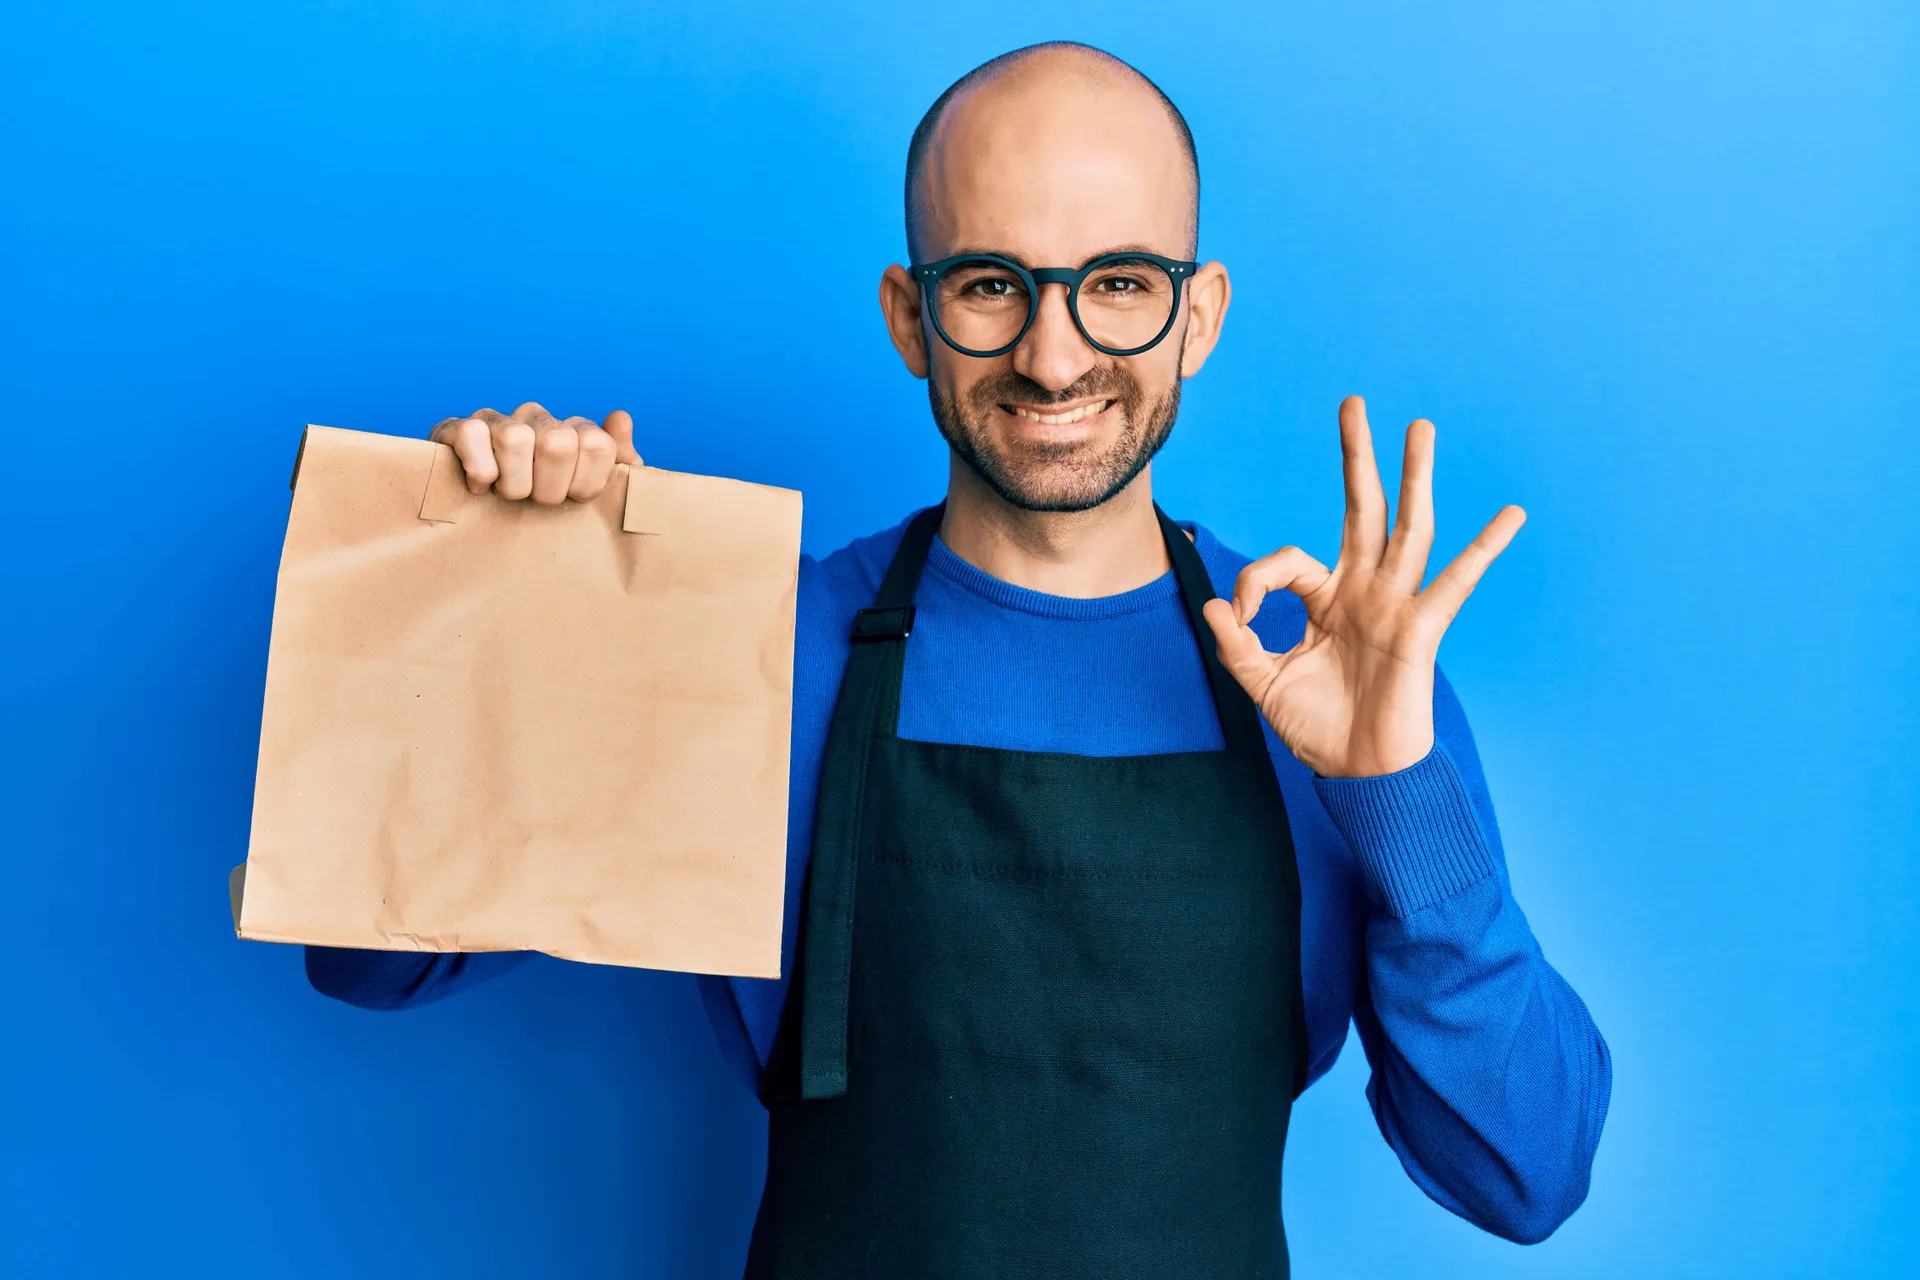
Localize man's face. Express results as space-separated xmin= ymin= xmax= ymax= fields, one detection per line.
xmin=884 ymin=67 xmax=1226 ymax=513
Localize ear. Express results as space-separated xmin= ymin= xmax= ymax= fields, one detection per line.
xmin=1177 ymin=262 xmax=1232 ymax=378
xmin=880 ymin=264 xmax=930 ymax=379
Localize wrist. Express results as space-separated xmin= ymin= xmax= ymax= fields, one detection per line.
xmin=1310 ymin=729 xmax=1436 ymax=780
xmin=1311 ymin=741 xmax=1496 ymax=918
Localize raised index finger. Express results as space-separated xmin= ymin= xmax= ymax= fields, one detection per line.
xmin=1338 ymin=395 xmax=1389 ymax=569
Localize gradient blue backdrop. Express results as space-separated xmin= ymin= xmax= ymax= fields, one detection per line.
xmin=4 ymin=2 xmax=1915 ymax=1275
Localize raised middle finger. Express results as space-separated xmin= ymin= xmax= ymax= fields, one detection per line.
xmin=1336 ymin=395 xmax=1389 ymax=570
xmin=1380 ymin=418 xmax=1436 ymax=588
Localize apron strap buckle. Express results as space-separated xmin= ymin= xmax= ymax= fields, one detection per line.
xmin=852 ymin=605 xmax=916 ymax=641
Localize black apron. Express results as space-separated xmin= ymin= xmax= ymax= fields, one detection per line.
xmin=746 ymin=504 xmax=1308 ymax=1279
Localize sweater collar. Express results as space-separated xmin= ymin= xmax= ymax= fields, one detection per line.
xmin=922 ymin=525 xmax=1204 ymax=621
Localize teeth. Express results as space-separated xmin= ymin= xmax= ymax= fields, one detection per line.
xmin=1012 ymin=400 xmax=1111 ymax=426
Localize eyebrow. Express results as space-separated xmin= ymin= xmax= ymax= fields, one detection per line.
xmin=942 ymin=243 xmax=1170 ymax=267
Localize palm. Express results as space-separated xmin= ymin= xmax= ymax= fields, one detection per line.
xmin=1201 ymin=396 xmax=1525 ymax=779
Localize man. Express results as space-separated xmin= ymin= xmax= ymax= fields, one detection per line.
xmin=308 ymin=41 xmax=1610 ymax=1275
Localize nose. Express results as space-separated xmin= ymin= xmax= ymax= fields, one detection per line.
xmin=1012 ymin=282 xmax=1097 ymax=392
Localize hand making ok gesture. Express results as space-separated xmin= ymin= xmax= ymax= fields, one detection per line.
xmin=1202 ymin=396 xmax=1527 ymax=779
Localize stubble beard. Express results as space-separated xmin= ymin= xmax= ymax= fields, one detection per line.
xmin=928 ymin=365 xmax=1183 ymax=514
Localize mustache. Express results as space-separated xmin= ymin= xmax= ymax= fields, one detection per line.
xmin=968 ymin=367 xmax=1141 ymax=409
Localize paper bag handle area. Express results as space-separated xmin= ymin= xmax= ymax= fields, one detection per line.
xmin=413 ymin=445 xmax=661 ymax=534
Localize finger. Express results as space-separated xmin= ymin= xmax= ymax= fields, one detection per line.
xmin=510 ymin=401 xmax=557 ymax=429
xmin=1230 ymin=546 xmax=1333 ymax=626
xmin=1380 ymin=418 xmax=1436 ymax=587
xmin=567 ymin=419 xmax=617 ymax=500
xmin=430 ymin=417 xmax=501 ymax=494
xmin=529 ymin=420 xmax=582 ymax=506
xmin=1202 ymin=598 xmax=1279 ymax=700
xmin=1419 ymin=505 xmax=1527 ymax=623
xmin=489 ymin=417 xmax=538 ymax=501
xmin=1337 ymin=395 xmax=1389 ymax=569
xmin=602 ymin=409 xmax=642 ymax=465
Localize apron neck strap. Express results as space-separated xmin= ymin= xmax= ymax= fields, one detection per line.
xmin=1153 ymin=504 xmax=1272 ymax=757
xmin=871 ymin=503 xmax=945 ymax=610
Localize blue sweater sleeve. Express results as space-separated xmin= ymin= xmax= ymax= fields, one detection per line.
xmin=1310 ymin=670 xmax=1611 ymax=1243
xmin=304 ymin=946 xmax=532 ymax=1011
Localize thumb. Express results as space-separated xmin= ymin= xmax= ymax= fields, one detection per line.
xmin=602 ymin=409 xmax=642 ymax=465
xmin=1202 ymin=597 xmax=1276 ymax=699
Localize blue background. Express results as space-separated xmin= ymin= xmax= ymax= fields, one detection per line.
xmin=3 ymin=1 xmax=1915 ymax=1275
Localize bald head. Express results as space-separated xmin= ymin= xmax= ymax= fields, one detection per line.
xmin=904 ymin=43 xmax=1199 ymax=263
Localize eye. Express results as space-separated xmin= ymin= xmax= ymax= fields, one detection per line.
xmin=1083 ymin=261 xmax=1165 ymax=300
xmin=940 ymin=262 xmax=1028 ymax=304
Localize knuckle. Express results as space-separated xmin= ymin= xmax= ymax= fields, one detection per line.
xmin=535 ymin=426 xmax=578 ymax=456
xmin=575 ymin=428 xmax=613 ymax=460
xmin=498 ymin=423 xmax=536 ymax=452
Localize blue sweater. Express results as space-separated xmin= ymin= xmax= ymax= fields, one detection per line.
xmin=307 ymin=514 xmax=1611 ymax=1244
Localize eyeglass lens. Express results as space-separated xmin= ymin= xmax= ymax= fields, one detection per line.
xmin=933 ymin=258 xmax=1176 ymax=354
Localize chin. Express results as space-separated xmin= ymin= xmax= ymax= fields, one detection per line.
xmin=973 ymin=453 xmax=1139 ymax=513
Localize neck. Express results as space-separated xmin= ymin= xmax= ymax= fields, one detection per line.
xmin=937 ymin=456 xmax=1174 ymax=598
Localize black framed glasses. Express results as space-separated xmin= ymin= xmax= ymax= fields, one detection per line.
xmin=910 ymin=251 xmax=1198 ymax=358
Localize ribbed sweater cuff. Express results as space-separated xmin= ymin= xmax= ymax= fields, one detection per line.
xmin=1311 ymin=741 xmax=1497 ymax=919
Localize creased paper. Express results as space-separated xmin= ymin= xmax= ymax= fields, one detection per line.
xmin=234 ymin=425 xmax=800 ymax=978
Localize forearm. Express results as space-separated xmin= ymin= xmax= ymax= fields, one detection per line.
xmin=1312 ymin=687 xmax=1610 ymax=1242
xmin=1353 ymin=874 xmax=1610 ymax=1242
xmin=304 ymin=945 xmax=532 ymax=1010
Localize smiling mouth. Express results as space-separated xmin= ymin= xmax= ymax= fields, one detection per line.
xmin=1003 ymin=399 xmax=1114 ymax=426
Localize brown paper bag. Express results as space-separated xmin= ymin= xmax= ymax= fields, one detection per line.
xmin=231 ymin=425 xmax=801 ymax=978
